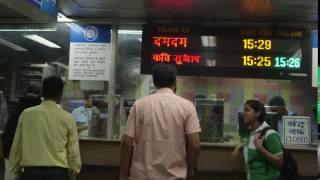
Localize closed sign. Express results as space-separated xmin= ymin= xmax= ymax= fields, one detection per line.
xmin=283 ymin=116 xmax=310 ymax=145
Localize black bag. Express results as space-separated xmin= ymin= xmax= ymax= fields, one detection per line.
xmin=260 ymin=127 xmax=299 ymax=180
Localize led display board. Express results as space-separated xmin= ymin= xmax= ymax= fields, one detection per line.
xmin=141 ymin=24 xmax=312 ymax=80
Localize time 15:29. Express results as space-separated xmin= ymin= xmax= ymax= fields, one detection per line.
xmin=243 ymin=39 xmax=272 ymax=50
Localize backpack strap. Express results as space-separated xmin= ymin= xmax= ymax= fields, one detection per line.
xmin=259 ymin=127 xmax=271 ymax=138
xmin=259 ymin=127 xmax=272 ymax=173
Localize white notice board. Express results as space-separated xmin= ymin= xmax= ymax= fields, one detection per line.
xmin=283 ymin=116 xmax=311 ymax=145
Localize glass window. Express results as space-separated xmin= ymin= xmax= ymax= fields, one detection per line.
xmin=0 ymin=24 xmax=316 ymax=145
xmin=113 ymin=27 xmax=152 ymax=139
xmin=114 ymin=27 xmax=316 ymax=145
xmin=0 ymin=23 xmax=110 ymax=138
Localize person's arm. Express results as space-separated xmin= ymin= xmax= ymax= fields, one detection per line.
xmin=254 ymin=133 xmax=284 ymax=168
xmin=184 ymin=105 xmax=202 ymax=179
xmin=119 ymin=104 xmax=137 ymax=180
xmin=9 ymin=113 xmax=24 ymax=179
xmin=186 ymin=133 xmax=201 ymax=179
xmin=66 ymin=116 xmax=82 ymax=180
xmin=119 ymin=135 xmax=134 ymax=180
xmin=231 ymin=143 xmax=245 ymax=161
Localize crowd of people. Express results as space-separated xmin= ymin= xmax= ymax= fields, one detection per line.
xmin=2 ymin=64 xmax=293 ymax=180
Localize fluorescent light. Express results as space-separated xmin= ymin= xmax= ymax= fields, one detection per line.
xmin=51 ymin=61 xmax=69 ymax=69
xmin=0 ymin=28 xmax=56 ymax=32
xmin=201 ymin=36 xmax=217 ymax=47
xmin=118 ymin=30 xmax=142 ymax=35
xmin=23 ymin=35 xmax=61 ymax=48
xmin=208 ymin=36 xmax=217 ymax=47
xmin=201 ymin=36 xmax=209 ymax=47
xmin=58 ymin=12 xmax=77 ymax=23
xmin=0 ymin=38 xmax=27 ymax=51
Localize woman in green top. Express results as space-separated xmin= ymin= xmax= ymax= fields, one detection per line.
xmin=232 ymin=100 xmax=284 ymax=180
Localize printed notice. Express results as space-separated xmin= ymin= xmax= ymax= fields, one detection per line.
xmin=69 ymin=24 xmax=111 ymax=81
xmin=283 ymin=116 xmax=310 ymax=145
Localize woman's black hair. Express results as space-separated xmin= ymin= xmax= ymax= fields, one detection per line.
xmin=245 ymin=99 xmax=266 ymax=123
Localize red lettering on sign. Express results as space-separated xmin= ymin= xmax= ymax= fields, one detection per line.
xmin=153 ymin=37 xmax=188 ymax=48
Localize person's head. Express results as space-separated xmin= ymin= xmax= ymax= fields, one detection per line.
xmin=268 ymin=96 xmax=288 ymax=116
xmin=25 ymin=83 xmax=41 ymax=96
xmin=42 ymin=76 xmax=64 ymax=102
xmin=152 ymin=63 xmax=177 ymax=91
xmin=243 ymin=99 xmax=266 ymax=125
xmin=268 ymin=96 xmax=285 ymax=107
xmin=84 ymin=92 xmax=93 ymax=108
xmin=18 ymin=95 xmax=42 ymax=112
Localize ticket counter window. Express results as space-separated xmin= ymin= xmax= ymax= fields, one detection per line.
xmin=0 ymin=23 xmax=110 ymax=138
xmin=0 ymin=24 xmax=316 ymax=144
xmin=114 ymin=28 xmax=316 ymax=145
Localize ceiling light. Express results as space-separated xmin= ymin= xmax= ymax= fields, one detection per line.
xmin=118 ymin=30 xmax=142 ymax=35
xmin=57 ymin=12 xmax=77 ymax=23
xmin=201 ymin=36 xmax=217 ymax=47
xmin=23 ymin=35 xmax=61 ymax=48
xmin=0 ymin=28 xmax=56 ymax=32
xmin=201 ymin=36 xmax=209 ymax=47
xmin=0 ymin=38 xmax=27 ymax=51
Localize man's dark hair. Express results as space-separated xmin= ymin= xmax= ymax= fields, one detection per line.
xmin=42 ymin=76 xmax=64 ymax=99
xmin=152 ymin=63 xmax=177 ymax=88
xmin=268 ymin=96 xmax=286 ymax=107
xmin=245 ymin=99 xmax=266 ymax=123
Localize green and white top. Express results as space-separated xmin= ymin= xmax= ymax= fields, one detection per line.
xmin=243 ymin=121 xmax=283 ymax=180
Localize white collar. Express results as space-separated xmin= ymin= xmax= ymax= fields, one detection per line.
xmin=253 ymin=121 xmax=270 ymax=133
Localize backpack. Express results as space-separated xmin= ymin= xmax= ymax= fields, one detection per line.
xmin=260 ymin=127 xmax=299 ymax=180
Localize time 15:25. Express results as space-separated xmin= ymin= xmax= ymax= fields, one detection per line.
xmin=242 ymin=56 xmax=272 ymax=67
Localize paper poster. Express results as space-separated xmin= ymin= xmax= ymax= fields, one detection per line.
xmin=283 ymin=116 xmax=310 ymax=145
xmin=68 ymin=24 xmax=111 ymax=81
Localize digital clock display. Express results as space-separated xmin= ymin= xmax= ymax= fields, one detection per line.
xmin=241 ymin=38 xmax=302 ymax=69
xmin=141 ymin=24 xmax=311 ymax=80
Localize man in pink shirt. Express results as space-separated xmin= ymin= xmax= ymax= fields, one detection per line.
xmin=120 ymin=64 xmax=201 ymax=180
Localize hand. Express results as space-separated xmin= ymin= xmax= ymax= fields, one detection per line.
xmin=78 ymin=125 xmax=88 ymax=132
xmin=186 ymin=168 xmax=194 ymax=180
xmin=232 ymin=144 xmax=244 ymax=160
xmin=69 ymin=170 xmax=78 ymax=180
xmin=253 ymin=133 xmax=264 ymax=151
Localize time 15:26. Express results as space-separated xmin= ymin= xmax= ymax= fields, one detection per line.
xmin=242 ymin=56 xmax=301 ymax=68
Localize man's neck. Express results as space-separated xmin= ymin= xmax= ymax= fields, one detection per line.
xmin=43 ymin=98 xmax=59 ymax=104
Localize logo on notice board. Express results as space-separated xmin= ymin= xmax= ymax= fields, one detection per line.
xmin=84 ymin=26 xmax=99 ymax=42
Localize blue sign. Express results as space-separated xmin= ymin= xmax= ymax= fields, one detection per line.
xmin=70 ymin=24 xmax=111 ymax=43
xmin=26 ymin=0 xmax=57 ymax=17
xmin=313 ymin=31 xmax=318 ymax=48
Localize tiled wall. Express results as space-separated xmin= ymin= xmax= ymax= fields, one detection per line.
xmin=176 ymin=76 xmax=316 ymax=129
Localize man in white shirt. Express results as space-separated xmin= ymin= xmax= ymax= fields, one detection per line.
xmin=72 ymin=94 xmax=99 ymax=137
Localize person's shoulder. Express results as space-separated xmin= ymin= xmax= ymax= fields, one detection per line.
xmin=167 ymin=94 xmax=194 ymax=108
xmin=176 ymin=95 xmax=193 ymax=104
xmin=265 ymin=129 xmax=280 ymax=140
xmin=23 ymin=104 xmax=41 ymax=113
xmin=71 ymin=106 xmax=83 ymax=113
xmin=57 ymin=107 xmax=74 ymax=121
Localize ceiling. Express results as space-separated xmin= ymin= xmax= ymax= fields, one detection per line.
xmin=0 ymin=3 xmax=25 ymax=18
xmin=0 ymin=0 xmax=317 ymax=67
xmin=59 ymin=0 xmax=318 ymax=23
xmin=0 ymin=24 xmax=69 ymax=65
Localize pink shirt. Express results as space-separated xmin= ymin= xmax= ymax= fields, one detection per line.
xmin=124 ymin=88 xmax=201 ymax=180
